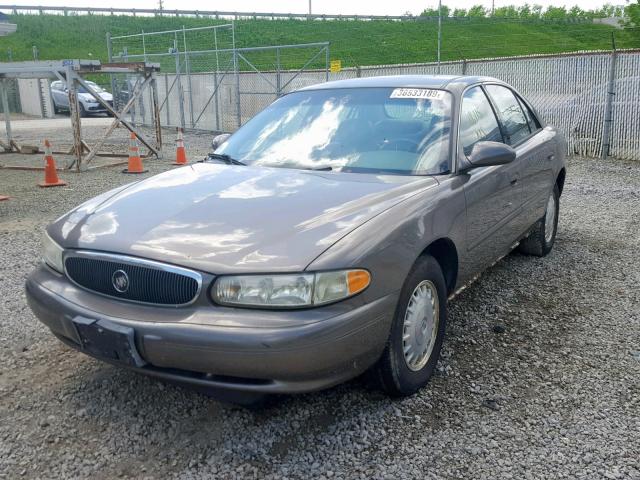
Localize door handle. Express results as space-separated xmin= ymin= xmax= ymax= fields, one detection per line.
xmin=510 ymin=178 xmax=518 ymax=186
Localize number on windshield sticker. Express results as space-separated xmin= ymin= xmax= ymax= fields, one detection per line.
xmin=390 ymin=88 xmax=446 ymax=100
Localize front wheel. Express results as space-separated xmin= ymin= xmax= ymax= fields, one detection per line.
xmin=376 ymin=255 xmax=447 ymax=397
xmin=517 ymin=184 xmax=560 ymax=257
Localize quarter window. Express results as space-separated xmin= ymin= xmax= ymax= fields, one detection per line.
xmin=459 ymin=86 xmax=503 ymax=157
xmin=517 ymin=96 xmax=541 ymax=132
xmin=485 ymin=85 xmax=531 ymax=145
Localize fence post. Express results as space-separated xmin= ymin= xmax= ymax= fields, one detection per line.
xmin=356 ymin=66 xmax=361 ymax=78
xmin=461 ymin=58 xmax=467 ymax=75
xmin=601 ymin=44 xmax=617 ymax=159
xmin=276 ymin=47 xmax=281 ymax=97
xmin=234 ymin=49 xmax=242 ymax=129
xmin=1 ymin=80 xmax=13 ymax=145
xmin=325 ymin=44 xmax=330 ymax=82
xmin=174 ymin=34 xmax=186 ymax=130
xmin=183 ymin=26 xmax=195 ymax=128
xmin=164 ymin=73 xmax=170 ymax=125
xmin=106 ymin=32 xmax=118 ymax=111
xmin=150 ymin=73 xmax=163 ymax=156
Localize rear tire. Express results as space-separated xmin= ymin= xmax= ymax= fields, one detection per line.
xmin=517 ymin=184 xmax=560 ymax=257
xmin=79 ymin=104 xmax=88 ymax=118
xmin=376 ymin=255 xmax=447 ymax=397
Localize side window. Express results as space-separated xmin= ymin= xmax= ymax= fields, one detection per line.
xmin=517 ymin=96 xmax=541 ymax=132
xmin=485 ymin=85 xmax=531 ymax=145
xmin=459 ymin=86 xmax=503 ymax=157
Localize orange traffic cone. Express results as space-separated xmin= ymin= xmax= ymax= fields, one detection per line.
xmin=38 ymin=139 xmax=67 ymax=188
xmin=173 ymin=128 xmax=187 ymax=165
xmin=123 ymin=132 xmax=148 ymax=174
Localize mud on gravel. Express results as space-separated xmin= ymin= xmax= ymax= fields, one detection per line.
xmin=1 ymin=154 xmax=639 ymax=479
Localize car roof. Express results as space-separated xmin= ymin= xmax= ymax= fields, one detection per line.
xmin=297 ymin=75 xmax=504 ymax=94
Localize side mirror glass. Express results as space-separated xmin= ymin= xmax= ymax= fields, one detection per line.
xmin=211 ymin=133 xmax=231 ymax=151
xmin=465 ymin=141 xmax=516 ymax=170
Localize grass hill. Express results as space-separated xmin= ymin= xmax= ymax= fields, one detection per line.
xmin=1 ymin=13 xmax=638 ymax=68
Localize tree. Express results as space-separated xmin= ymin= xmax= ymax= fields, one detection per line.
xmin=518 ymin=4 xmax=533 ymax=18
xmin=467 ymin=5 xmax=486 ymax=17
xmin=420 ymin=5 xmax=450 ymax=18
xmin=452 ymin=8 xmax=466 ymax=17
xmin=568 ymin=6 xmax=587 ymax=18
xmin=626 ymin=0 xmax=640 ymax=28
xmin=494 ymin=6 xmax=519 ymax=17
xmin=543 ymin=6 xmax=568 ymax=20
xmin=531 ymin=4 xmax=543 ymax=18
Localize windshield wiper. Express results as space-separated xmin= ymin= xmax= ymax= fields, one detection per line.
xmin=205 ymin=153 xmax=246 ymax=166
xmin=304 ymin=165 xmax=333 ymax=171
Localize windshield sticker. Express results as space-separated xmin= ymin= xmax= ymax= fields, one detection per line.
xmin=390 ymin=88 xmax=446 ymax=100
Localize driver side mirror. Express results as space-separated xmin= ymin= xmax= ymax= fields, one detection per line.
xmin=211 ymin=133 xmax=231 ymax=151
xmin=462 ymin=141 xmax=516 ymax=171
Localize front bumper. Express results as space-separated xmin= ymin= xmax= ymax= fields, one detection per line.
xmin=25 ymin=264 xmax=396 ymax=394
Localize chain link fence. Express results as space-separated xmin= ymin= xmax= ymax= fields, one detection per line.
xmin=209 ymin=49 xmax=638 ymax=160
xmin=105 ymin=26 xmax=640 ymax=161
xmin=108 ymin=25 xmax=330 ymax=133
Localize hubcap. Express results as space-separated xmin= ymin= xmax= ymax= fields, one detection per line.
xmin=544 ymin=193 xmax=556 ymax=243
xmin=402 ymin=280 xmax=439 ymax=372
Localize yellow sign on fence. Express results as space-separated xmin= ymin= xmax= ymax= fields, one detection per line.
xmin=330 ymin=60 xmax=342 ymax=73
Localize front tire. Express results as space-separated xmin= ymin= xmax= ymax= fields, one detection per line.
xmin=517 ymin=184 xmax=560 ymax=257
xmin=376 ymin=255 xmax=447 ymax=397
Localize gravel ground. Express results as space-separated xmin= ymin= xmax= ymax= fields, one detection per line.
xmin=1 ymin=153 xmax=639 ymax=479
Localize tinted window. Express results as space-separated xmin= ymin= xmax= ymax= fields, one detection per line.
xmin=485 ymin=85 xmax=531 ymax=145
xmin=459 ymin=86 xmax=503 ymax=157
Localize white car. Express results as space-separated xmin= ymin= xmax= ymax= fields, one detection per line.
xmin=50 ymin=80 xmax=114 ymax=117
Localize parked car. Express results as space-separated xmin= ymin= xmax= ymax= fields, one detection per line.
xmin=26 ymin=75 xmax=566 ymax=402
xmin=50 ymin=80 xmax=114 ymax=117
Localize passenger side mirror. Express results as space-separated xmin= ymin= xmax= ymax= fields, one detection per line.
xmin=211 ymin=133 xmax=231 ymax=151
xmin=464 ymin=141 xmax=516 ymax=170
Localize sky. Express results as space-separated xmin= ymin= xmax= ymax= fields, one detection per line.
xmin=7 ymin=0 xmax=621 ymax=16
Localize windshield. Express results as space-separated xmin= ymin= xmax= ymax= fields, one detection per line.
xmin=216 ymin=87 xmax=452 ymax=175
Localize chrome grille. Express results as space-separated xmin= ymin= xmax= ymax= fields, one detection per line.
xmin=64 ymin=252 xmax=201 ymax=306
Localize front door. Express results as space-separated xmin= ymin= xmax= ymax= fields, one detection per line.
xmin=459 ymin=85 xmax=523 ymax=271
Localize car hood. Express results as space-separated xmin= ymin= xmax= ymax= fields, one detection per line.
xmin=50 ymin=163 xmax=438 ymax=273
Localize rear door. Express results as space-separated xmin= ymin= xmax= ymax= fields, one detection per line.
xmin=484 ymin=84 xmax=555 ymax=233
xmin=459 ymin=85 xmax=523 ymax=269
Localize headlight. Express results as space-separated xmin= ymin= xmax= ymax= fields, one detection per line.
xmin=42 ymin=232 xmax=64 ymax=273
xmin=212 ymin=269 xmax=370 ymax=308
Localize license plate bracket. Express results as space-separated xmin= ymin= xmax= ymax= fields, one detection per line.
xmin=72 ymin=316 xmax=146 ymax=368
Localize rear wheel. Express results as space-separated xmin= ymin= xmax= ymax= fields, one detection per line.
xmin=376 ymin=255 xmax=447 ymax=396
xmin=79 ymin=104 xmax=88 ymax=118
xmin=517 ymin=184 xmax=560 ymax=257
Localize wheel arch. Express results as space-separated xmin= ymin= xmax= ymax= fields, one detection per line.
xmin=556 ymin=168 xmax=566 ymax=196
xmin=420 ymin=238 xmax=459 ymax=296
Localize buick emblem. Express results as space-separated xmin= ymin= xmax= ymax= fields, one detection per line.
xmin=112 ymin=270 xmax=130 ymax=293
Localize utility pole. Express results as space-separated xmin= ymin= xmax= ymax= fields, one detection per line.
xmin=437 ymin=0 xmax=442 ymax=72
xmin=491 ymin=0 xmax=495 ymax=16
xmin=158 ymin=0 xmax=164 ymax=15
xmin=309 ymin=0 xmax=312 ymax=16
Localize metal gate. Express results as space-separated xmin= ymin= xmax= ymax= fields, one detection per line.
xmin=108 ymin=25 xmax=330 ymax=133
